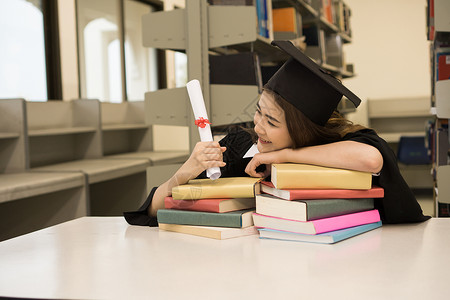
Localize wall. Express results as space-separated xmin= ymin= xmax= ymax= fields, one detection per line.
xmin=58 ymin=0 xmax=79 ymax=101
xmin=344 ymin=0 xmax=431 ymax=126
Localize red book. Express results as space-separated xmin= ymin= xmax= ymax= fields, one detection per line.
xmin=260 ymin=181 xmax=384 ymax=200
xmin=437 ymin=53 xmax=450 ymax=81
xmin=164 ymin=196 xmax=255 ymax=213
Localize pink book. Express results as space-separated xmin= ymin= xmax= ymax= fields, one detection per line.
xmin=164 ymin=196 xmax=255 ymax=213
xmin=260 ymin=181 xmax=384 ymax=200
xmin=252 ymin=209 xmax=381 ymax=235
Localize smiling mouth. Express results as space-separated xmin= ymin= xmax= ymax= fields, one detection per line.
xmin=259 ymin=137 xmax=271 ymax=144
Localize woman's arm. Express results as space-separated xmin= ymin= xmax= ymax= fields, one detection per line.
xmin=148 ymin=141 xmax=226 ymax=216
xmin=245 ymin=140 xmax=383 ymax=177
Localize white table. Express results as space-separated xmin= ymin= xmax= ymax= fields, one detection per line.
xmin=0 ymin=217 xmax=449 ymax=300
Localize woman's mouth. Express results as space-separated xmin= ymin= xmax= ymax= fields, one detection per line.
xmin=259 ymin=137 xmax=271 ymax=144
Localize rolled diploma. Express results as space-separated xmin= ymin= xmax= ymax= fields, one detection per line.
xmin=186 ymin=79 xmax=221 ymax=180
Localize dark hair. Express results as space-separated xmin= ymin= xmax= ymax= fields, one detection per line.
xmin=256 ymin=88 xmax=367 ymax=149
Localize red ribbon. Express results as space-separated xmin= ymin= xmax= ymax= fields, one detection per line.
xmin=194 ymin=117 xmax=211 ymax=128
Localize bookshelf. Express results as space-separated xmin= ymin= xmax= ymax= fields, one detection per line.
xmin=367 ymin=97 xmax=433 ymax=202
xmin=142 ymin=0 xmax=357 ymax=148
xmin=142 ymin=0 xmax=262 ymax=150
xmin=427 ymin=0 xmax=450 ymax=217
xmin=0 ymin=99 xmax=88 ymax=241
xmin=26 ymin=100 xmax=151 ymax=217
xmin=1 ymin=98 xmax=177 ymax=240
xmin=273 ymin=0 xmax=354 ymax=77
xmin=0 ymin=99 xmax=27 ymax=174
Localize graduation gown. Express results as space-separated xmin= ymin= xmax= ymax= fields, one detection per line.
xmin=124 ymin=128 xmax=430 ymax=226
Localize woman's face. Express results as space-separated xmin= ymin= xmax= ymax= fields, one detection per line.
xmin=253 ymin=91 xmax=294 ymax=153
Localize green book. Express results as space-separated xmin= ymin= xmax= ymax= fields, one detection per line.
xmin=157 ymin=209 xmax=255 ymax=228
xmin=256 ymin=194 xmax=374 ymax=221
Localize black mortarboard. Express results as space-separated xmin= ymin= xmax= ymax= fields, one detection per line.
xmin=266 ymin=40 xmax=361 ymax=126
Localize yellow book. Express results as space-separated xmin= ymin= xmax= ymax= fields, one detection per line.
xmin=172 ymin=177 xmax=261 ymax=200
xmin=159 ymin=223 xmax=258 ymax=240
xmin=271 ymin=164 xmax=372 ymax=190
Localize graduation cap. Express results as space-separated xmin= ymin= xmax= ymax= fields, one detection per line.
xmin=266 ymin=40 xmax=361 ymax=126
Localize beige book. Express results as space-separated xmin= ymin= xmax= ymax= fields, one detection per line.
xmin=271 ymin=163 xmax=372 ymax=190
xmin=159 ymin=223 xmax=258 ymax=240
xmin=172 ymin=177 xmax=261 ymax=200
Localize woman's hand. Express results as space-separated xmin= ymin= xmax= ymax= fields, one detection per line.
xmin=175 ymin=141 xmax=227 ymax=184
xmin=245 ymin=149 xmax=287 ymax=178
xmin=149 ymin=141 xmax=226 ymax=216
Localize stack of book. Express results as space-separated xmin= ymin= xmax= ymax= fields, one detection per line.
xmin=157 ymin=177 xmax=261 ymax=240
xmin=253 ymin=164 xmax=384 ymax=244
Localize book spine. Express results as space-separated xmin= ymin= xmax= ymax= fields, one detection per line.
xmin=164 ymin=197 xmax=219 ymax=212
xmin=312 ymin=209 xmax=380 ymax=234
xmin=157 ymin=209 xmax=246 ymax=228
xmin=261 ymin=181 xmax=384 ymax=200
xmin=171 ymin=180 xmax=258 ymax=200
xmin=287 ymin=188 xmax=384 ymax=200
xmin=305 ymin=198 xmax=374 ymax=220
xmin=272 ymin=164 xmax=372 ymax=190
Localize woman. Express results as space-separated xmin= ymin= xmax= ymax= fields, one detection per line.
xmin=125 ymin=41 xmax=429 ymax=226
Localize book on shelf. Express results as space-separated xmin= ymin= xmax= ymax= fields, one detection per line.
xmin=256 ymin=194 xmax=375 ymax=222
xmin=260 ymin=181 xmax=384 ymax=200
xmin=159 ymin=223 xmax=258 ymax=240
xmin=164 ymin=196 xmax=256 ymax=213
xmin=397 ymin=136 xmax=431 ymax=165
xmin=157 ymin=209 xmax=255 ymax=228
xmin=321 ymin=0 xmax=334 ymax=24
xmin=436 ymin=51 xmax=450 ymax=81
xmin=255 ymin=0 xmax=273 ymax=39
xmin=272 ymin=7 xmax=302 ymax=40
xmin=333 ymin=0 xmax=345 ymax=32
xmin=171 ymin=177 xmax=261 ymax=200
xmin=252 ymin=209 xmax=380 ymax=234
xmin=271 ymin=163 xmax=372 ymax=190
xmin=427 ymin=0 xmax=435 ymax=41
xmin=342 ymin=4 xmax=352 ymax=36
xmin=209 ymin=52 xmax=263 ymax=92
xmin=258 ymin=221 xmax=382 ymax=244
xmin=436 ymin=123 xmax=449 ymax=166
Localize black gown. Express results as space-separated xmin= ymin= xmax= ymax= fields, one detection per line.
xmin=124 ymin=128 xmax=430 ymax=226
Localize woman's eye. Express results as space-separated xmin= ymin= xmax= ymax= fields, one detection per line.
xmin=268 ymin=121 xmax=276 ymax=127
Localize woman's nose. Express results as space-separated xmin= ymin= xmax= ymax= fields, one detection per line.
xmin=254 ymin=119 xmax=264 ymax=135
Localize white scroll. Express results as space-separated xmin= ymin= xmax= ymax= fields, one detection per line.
xmin=186 ymin=79 xmax=221 ymax=180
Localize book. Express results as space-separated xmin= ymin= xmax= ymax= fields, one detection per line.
xmin=256 ymin=194 xmax=374 ymax=221
xmin=256 ymin=0 xmax=268 ymax=38
xmin=437 ymin=52 xmax=450 ymax=81
xmin=258 ymin=221 xmax=382 ymax=244
xmin=272 ymin=7 xmax=302 ymax=37
xmin=164 ymin=196 xmax=255 ymax=213
xmin=256 ymin=0 xmax=272 ymax=39
xmin=321 ymin=0 xmax=334 ymax=24
xmin=209 ymin=52 xmax=263 ymax=92
xmin=271 ymin=163 xmax=372 ymax=190
xmin=252 ymin=209 xmax=380 ymax=234
xmin=397 ymin=136 xmax=430 ymax=165
xmin=260 ymin=181 xmax=384 ymax=200
xmin=159 ymin=223 xmax=258 ymax=240
xmin=171 ymin=177 xmax=261 ymax=200
xmin=157 ymin=209 xmax=255 ymax=228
